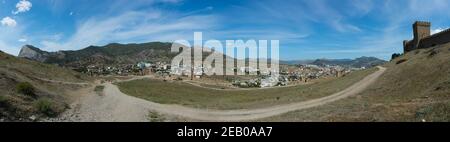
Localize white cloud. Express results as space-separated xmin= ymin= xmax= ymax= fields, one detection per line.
xmin=331 ymin=19 xmax=362 ymax=33
xmin=432 ymin=27 xmax=448 ymax=35
xmin=350 ymin=0 xmax=373 ymax=15
xmin=41 ymin=10 xmax=218 ymax=50
xmin=161 ymin=0 xmax=183 ymax=3
xmin=13 ymin=0 xmax=32 ymax=14
xmin=1 ymin=17 xmax=17 ymax=27
xmin=18 ymin=38 xmax=27 ymax=42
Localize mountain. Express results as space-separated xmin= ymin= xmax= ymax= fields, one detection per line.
xmin=280 ymin=60 xmax=314 ymax=65
xmin=18 ymin=45 xmax=52 ymax=62
xmin=311 ymin=56 xmax=386 ymax=68
xmin=18 ymin=42 xmax=385 ymax=70
xmin=18 ymin=42 xmax=178 ymax=68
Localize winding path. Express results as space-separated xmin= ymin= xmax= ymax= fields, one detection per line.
xmin=55 ymin=66 xmax=386 ymax=122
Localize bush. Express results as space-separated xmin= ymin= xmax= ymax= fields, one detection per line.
xmin=16 ymin=82 xmax=35 ymax=96
xmin=0 ymin=95 xmax=8 ymax=107
xmin=34 ymin=98 xmax=57 ymax=117
xmin=94 ymin=85 xmax=105 ymax=95
xmin=147 ymin=111 xmax=165 ymax=122
xmin=428 ymin=50 xmax=438 ymax=57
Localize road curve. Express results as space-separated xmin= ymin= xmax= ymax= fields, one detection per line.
xmin=101 ymin=66 xmax=386 ymax=121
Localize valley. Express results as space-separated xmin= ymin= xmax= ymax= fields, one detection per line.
xmin=2 ymin=40 xmax=450 ymax=122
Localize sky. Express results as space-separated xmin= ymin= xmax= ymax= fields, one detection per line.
xmin=1 ymin=0 xmax=450 ymax=60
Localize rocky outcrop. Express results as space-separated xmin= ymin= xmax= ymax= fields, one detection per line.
xmin=18 ymin=45 xmax=50 ymax=62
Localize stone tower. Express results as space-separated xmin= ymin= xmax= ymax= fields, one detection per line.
xmin=412 ymin=21 xmax=431 ymax=49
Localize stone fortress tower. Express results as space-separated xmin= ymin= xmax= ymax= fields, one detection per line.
xmin=403 ymin=21 xmax=450 ymax=53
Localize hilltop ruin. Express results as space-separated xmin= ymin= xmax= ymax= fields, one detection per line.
xmin=403 ymin=21 xmax=450 ymax=53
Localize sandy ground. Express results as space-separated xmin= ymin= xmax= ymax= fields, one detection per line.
xmin=49 ymin=67 xmax=386 ymax=122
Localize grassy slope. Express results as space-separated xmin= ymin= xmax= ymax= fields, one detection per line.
xmin=263 ymin=44 xmax=450 ymax=122
xmin=117 ymin=68 xmax=377 ymax=110
xmin=0 ymin=51 xmax=90 ymax=121
xmin=0 ymin=51 xmax=90 ymax=82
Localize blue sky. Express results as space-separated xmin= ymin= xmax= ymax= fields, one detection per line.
xmin=1 ymin=0 xmax=450 ymax=60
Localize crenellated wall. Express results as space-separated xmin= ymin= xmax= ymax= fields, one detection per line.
xmin=419 ymin=28 xmax=450 ymax=49
xmin=403 ymin=21 xmax=450 ymax=53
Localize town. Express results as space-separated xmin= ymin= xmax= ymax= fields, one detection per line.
xmin=78 ymin=60 xmax=364 ymax=88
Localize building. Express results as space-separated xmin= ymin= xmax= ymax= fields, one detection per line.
xmin=403 ymin=21 xmax=450 ymax=53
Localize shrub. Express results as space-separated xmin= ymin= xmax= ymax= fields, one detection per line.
xmin=0 ymin=95 xmax=8 ymax=107
xmin=428 ymin=50 xmax=438 ymax=57
xmin=147 ymin=111 xmax=165 ymax=122
xmin=34 ymin=98 xmax=57 ymax=117
xmin=16 ymin=82 xmax=35 ymax=96
xmin=94 ymin=85 xmax=105 ymax=95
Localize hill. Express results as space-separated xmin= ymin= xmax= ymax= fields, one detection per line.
xmin=311 ymin=56 xmax=386 ymax=68
xmin=264 ymin=43 xmax=450 ymax=122
xmin=280 ymin=57 xmax=386 ymax=68
xmin=18 ymin=42 xmax=178 ymax=68
xmin=0 ymin=50 xmax=90 ymax=121
xmin=280 ymin=59 xmax=315 ymax=65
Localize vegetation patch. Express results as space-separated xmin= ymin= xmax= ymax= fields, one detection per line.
xmin=147 ymin=111 xmax=165 ymax=122
xmin=428 ymin=50 xmax=438 ymax=57
xmin=16 ymin=82 xmax=35 ymax=97
xmin=415 ymin=102 xmax=450 ymax=122
xmin=94 ymin=85 xmax=105 ymax=96
xmin=0 ymin=95 xmax=9 ymax=108
xmin=34 ymin=98 xmax=58 ymax=117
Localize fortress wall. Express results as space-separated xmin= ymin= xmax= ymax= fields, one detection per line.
xmin=420 ymin=29 xmax=450 ymax=49
xmin=404 ymin=40 xmax=415 ymax=52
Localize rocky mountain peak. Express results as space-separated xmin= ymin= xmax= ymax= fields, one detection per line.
xmin=18 ymin=45 xmax=49 ymax=62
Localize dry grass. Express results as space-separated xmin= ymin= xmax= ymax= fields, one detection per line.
xmin=117 ymin=68 xmax=377 ymax=110
xmin=262 ymin=44 xmax=450 ymax=122
xmin=0 ymin=52 xmax=89 ymax=121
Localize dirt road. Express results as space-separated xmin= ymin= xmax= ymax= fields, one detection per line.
xmin=54 ymin=66 xmax=386 ymax=122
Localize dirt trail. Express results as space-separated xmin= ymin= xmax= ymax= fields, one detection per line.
xmin=34 ymin=77 xmax=90 ymax=85
xmin=54 ymin=66 xmax=385 ymax=122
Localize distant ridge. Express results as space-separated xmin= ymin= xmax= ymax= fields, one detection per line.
xmin=18 ymin=42 xmax=177 ymax=68
xmin=281 ymin=56 xmax=385 ymax=68
xmin=311 ymin=56 xmax=386 ymax=68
